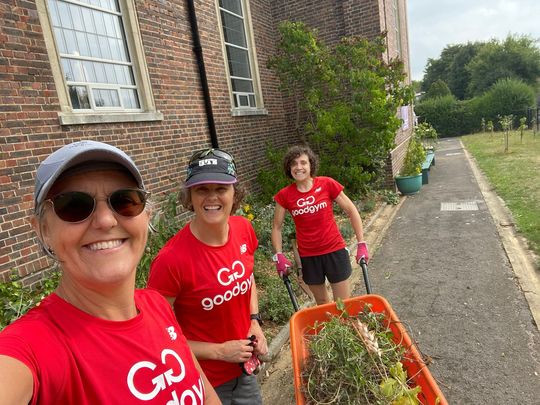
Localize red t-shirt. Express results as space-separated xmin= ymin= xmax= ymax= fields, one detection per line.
xmin=0 ymin=290 xmax=205 ymax=405
xmin=147 ymin=216 xmax=258 ymax=387
xmin=274 ymin=176 xmax=345 ymax=257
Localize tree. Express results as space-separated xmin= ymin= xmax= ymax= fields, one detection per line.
xmin=421 ymin=45 xmax=460 ymax=92
xmin=499 ymin=114 xmax=513 ymax=153
xmin=425 ymin=79 xmax=451 ymax=99
xmin=411 ymin=80 xmax=422 ymax=94
xmin=446 ymin=42 xmax=483 ymax=99
xmin=467 ymin=35 xmax=540 ymax=96
xmin=421 ymin=42 xmax=481 ymax=99
xmin=268 ymin=21 xmax=413 ymax=196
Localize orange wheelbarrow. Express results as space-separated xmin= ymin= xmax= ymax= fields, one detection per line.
xmin=289 ymin=295 xmax=448 ymax=405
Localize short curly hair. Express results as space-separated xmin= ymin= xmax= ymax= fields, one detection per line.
xmin=282 ymin=145 xmax=319 ymax=179
xmin=179 ymin=182 xmax=246 ymax=214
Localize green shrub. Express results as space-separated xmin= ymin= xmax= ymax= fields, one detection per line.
xmin=414 ymin=122 xmax=438 ymax=149
xmin=380 ymin=190 xmax=400 ymax=205
xmin=476 ymin=78 xmax=535 ymax=129
xmin=136 ymin=192 xmax=185 ymax=288
xmin=416 ymin=78 xmax=535 ymax=136
xmin=1 ymin=270 xmax=60 ymax=329
xmin=399 ymin=137 xmax=426 ymax=176
xmin=249 ymin=202 xmax=295 ymax=256
xmin=257 ymin=274 xmax=295 ymax=324
xmin=424 ymin=79 xmax=452 ymax=99
xmin=268 ymin=21 xmax=413 ymax=197
xmin=256 ymin=143 xmax=291 ymax=203
xmin=415 ymin=95 xmax=463 ymax=137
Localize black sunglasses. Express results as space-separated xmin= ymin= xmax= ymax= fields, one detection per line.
xmin=189 ymin=148 xmax=236 ymax=166
xmin=45 ymin=189 xmax=149 ymax=223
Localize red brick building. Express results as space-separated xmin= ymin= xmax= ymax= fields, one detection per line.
xmin=0 ymin=0 xmax=412 ymax=282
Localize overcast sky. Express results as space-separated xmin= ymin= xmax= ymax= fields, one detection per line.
xmin=407 ymin=0 xmax=540 ymax=81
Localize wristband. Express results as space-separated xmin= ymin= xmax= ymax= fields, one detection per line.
xmin=250 ymin=313 xmax=263 ymax=325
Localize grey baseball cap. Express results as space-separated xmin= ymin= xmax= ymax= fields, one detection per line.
xmin=34 ymin=140 xmax=144 ymax=209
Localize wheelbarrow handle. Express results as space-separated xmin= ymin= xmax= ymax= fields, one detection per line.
xmin=282 ymin=274 xmax=300 ymax=312
xmin=359 ymin=257 xmax=372 ymax=294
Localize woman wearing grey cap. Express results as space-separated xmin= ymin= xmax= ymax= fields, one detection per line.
xmin=148 ymin=148 xmax=267 ymax=405
xmin=0 ymin=141 xmax=220 ymax=404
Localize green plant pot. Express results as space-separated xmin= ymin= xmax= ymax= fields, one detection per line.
xmin=395 ymin=173 xmax=423 ymax=195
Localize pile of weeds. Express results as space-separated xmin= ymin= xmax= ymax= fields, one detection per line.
xmin=302 ymin=301 xmax=421 ymax=404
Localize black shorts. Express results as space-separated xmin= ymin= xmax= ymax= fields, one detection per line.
xmin=300 ymin=248 xmax=352 ymax=285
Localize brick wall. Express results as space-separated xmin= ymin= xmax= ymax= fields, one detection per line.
xmin=1 ymin=0 xmax=412 ymax=282
xmin=0 ymin=0 xmax=295 ymax=281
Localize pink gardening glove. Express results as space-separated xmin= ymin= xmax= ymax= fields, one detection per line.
xmin=273 ymin=252 xmax=292 ymax=277
xmin=356 ymin=241 xmax=369 ymax=264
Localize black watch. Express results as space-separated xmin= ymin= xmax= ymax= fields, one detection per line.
xmin=250 ymin=313 xmax=263 ymax=325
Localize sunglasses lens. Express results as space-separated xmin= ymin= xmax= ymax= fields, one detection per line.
xmin=53 ymin=192 xmax=95 ymax=222
xmin=212 ymin=149 xmax=234 ymax=163
xmin=189 ymin=149 xmax=209 ymax=163
xmin=189 ymin=149 xmax=234 ymax=164
xmin=109 ymin=189 xmax=147 ymax=217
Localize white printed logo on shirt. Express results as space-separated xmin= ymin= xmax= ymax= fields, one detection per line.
xmin=292 ymin=194 xmax=327 ymax=217
xmin=200 ymin=260 xmax=252 ymax=311
xmin=127 ymin=349 xmax=204 ymax=403
xmin=167 ymin=326 xmax=177 ymax=341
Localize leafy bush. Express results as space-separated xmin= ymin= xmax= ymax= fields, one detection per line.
xmin=399 ymin=137 xmax=426 ymax=177
xmin=268 ymin=21 xmax=413 ymax=196
xmin=415 ymin=95 xmax=463 ymax=137
xmin=381 ymin=190 xmax=400 ymax=205
xmin=424 ymin=79 xmax=452 ymax=99
xmin=136 ymin=192 xmax=185 ymax=288
xmin=1 ymin=270 xmax=60 ymax=329
xmin=414 ymin=122 xmax=438 ymax=149
xmin=416 ymin=78 xmax=536 ymax=137
xmin=476 ymin=78 xmax=535 ymax=129
xmin=248 ymin=201 xmax=295 ymax=256
xmin=256 ymin=143 xmax=292 ymax=203
xmin=256 ymin=273 xmax=295 ymax=324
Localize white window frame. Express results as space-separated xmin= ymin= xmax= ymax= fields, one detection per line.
xmin=216 ymin=0 xmax=267 ymax=116
xmin=36 ymin=0 xmax=162 ymax=125
xmin=392 ymin=0 xmax=402 ymax=57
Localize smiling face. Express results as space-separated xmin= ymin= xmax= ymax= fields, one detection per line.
xmin=35 ymin=169 xmax=150 ymax=291
xmin=189 ymin=183 xmax=234 ymax=227
xmin=290 ymin=153 xmax=312 ymax=183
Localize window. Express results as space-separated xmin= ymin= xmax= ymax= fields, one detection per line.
xmin=37 ymin=0 xmax=162 ymax=125
xmin=217 ymin=0 xmax=265 ymax=115
xmin=392 ymin=0 xmax=402 ymax=57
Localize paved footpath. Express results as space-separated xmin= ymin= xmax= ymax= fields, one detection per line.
xmin=353 ymin=137 xmax=540 ymax=404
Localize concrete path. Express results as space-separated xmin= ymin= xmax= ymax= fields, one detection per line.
xmin=352 ymin=137 xmax=540 ymax=404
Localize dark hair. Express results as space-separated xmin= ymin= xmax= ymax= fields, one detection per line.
xmin=282 ymin=145 xmax=319 ymax=179
xmin=179 ymin=182 xmax=246 ymax=214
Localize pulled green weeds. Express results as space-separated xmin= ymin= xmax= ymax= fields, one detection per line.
xmin=303 ymin=301 xmax=421 ymax=404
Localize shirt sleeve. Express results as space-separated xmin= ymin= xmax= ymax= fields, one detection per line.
xmin=326 ymin=177 xmax=344 ymax=200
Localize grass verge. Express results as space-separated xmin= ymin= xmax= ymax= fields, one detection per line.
xmin=461 ymin=130 xmax=539 ymax=266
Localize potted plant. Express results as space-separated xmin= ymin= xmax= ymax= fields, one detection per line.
xmin=395 ymin=136 xmax=426 ymax=195
xmin=415 ymin=122 xmax=438 ymax=153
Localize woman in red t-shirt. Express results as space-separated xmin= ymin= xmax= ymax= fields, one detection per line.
xmin=148 ymin=148 xmax=267 ymax=405
xmin=271 ymin=145 xmax=369 ymax=305
xmin=0 ymin=141 xmax=219 ymax=405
